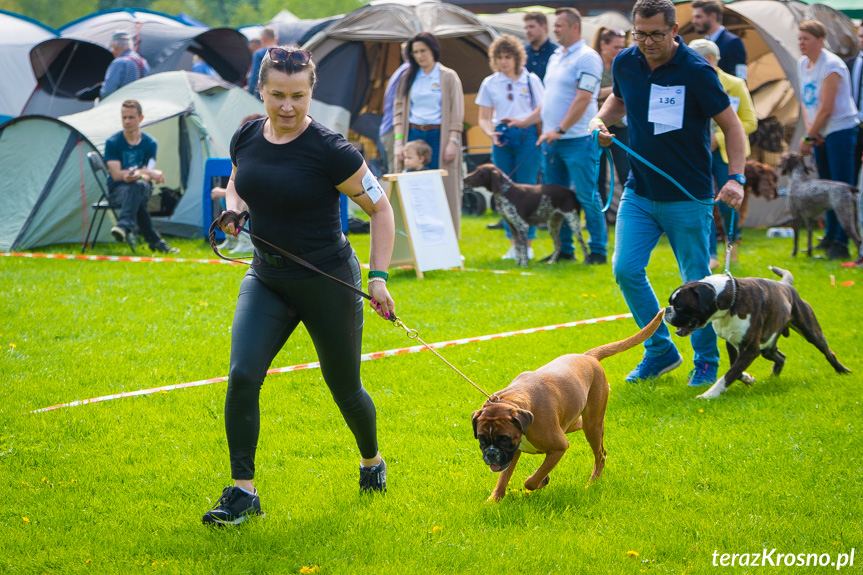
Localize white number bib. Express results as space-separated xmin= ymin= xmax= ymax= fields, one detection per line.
xmin=648 ymin=84 xmax=685 ymax=135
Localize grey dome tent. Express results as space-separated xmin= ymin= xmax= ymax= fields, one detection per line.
xmin=59 ymin=9 xmax=252 ymax=86
xmin=0 ymin=10 xmax=55 ymax=122
xmin=1 ymin=71 xmax=264 ymax=251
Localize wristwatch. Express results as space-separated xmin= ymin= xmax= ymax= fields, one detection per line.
xmin=728 ymin=173 xmax=746 ymax=186
xmin=555 ymin=126 xmax=566 ymax=135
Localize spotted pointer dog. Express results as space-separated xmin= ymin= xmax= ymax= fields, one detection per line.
xmin=463 ymin=164 xmax=589 ymax=266
xmin=665 ymin=266 xmax=850 ymax=399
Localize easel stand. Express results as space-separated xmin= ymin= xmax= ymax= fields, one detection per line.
xmin=382 ymin=169 xmax=463 ymax=279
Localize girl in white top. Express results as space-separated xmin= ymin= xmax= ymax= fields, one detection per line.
xmin=475 ymin=35 xmax=545 ymax=260
xmin=796 ymin=19 xmax=860 ymax=260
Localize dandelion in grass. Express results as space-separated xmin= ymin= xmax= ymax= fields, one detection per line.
xmin=8 ymin=343 xmax=15 ymax=351
xmin=432 ymin=526 xmax=442 ymax=533
xmin=22 ymin=517 xmax=30 ymax=523
xmin=86 ymin=559 xmax=92 ymax=564
xmin=199 ymin=300 xmax=209 ymax=306
xmin=627 ymin=550 xmax=639 ymax=558
xmin=698 ymin=409 xmax=704 ymax=413
xmin=300 ymin=566 xmax=320 ymax=574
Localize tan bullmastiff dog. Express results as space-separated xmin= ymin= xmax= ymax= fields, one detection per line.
xmin=472 ymin=310 xmax=664 ymax=501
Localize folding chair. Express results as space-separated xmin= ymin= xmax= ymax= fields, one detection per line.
xmin=82 ymin=151 xmax=135 ymax=253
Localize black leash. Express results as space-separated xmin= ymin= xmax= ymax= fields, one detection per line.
xmin=208 ymin=214 xmax=498 ymax=401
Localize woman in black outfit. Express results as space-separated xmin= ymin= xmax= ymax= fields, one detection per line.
xmin=203 ymin=46 xmax=396 ymax=526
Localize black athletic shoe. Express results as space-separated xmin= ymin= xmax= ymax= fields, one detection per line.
xmin=202 ymin=486 xmax=264 ymax=526
xmin=151 ymin=240 xmax=179 ymax=254
xmin=814 ymin=236 xmax=834 ymax=251
xmin=585 ymin=253 xmax=607 ymax=265
xmin=539 ymin=252 xmax=575 ymax=263
xmin=827 ymin=243 xmax=850 ymax=260
xmin=359 ymin=459 xmax=387 ymax=493
xmin=486 ymin=220 xmax=505 ymax=230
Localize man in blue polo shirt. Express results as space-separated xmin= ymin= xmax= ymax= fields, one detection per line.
xmin=591 ymin=0 xmax=746 ymax=388
xmin=510 ymin=7 xmax=606 ymax=264
xmin=523 ymin=12 xmax=559 ymax=82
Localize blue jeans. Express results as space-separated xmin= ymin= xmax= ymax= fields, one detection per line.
xmin=408 ymin=127 xmax=441 ymax=170
xmin=494 ymin=125 xmax=541 ymax=240
xmin=612 ymin=189 xmax=719 ymax=366
xmin=542 ymin=136 xmax=607 ymax=256
xmin=814 ymin=127 xmax=857 ymax=244
xmin=109 ymin=180 xmax=161 ymax=246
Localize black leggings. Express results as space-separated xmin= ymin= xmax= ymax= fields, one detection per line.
xmin=225 ymin=253 xmax=377 ymax=479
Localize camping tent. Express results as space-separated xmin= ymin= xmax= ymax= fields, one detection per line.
xmin=16 ymin=9 xmax=252 ymax=120
xmin=0 ymin=71 xmax=264 ymax=251
xmin=22 ymin=38 xmax=115 ymax=119
xmin=59 ymin=9 xmax=252 ymax=85
xmin=302 ymin=0 xmax=497 ymax=143
xmin=0 ymin=10 xmax=55 ymax=121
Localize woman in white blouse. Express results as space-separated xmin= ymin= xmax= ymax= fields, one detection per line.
xmin=476 ymin=35 xmax=545 ymax=260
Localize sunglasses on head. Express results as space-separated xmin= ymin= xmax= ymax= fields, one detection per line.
xmin=267 ymin=47 xmax=312 ymax=66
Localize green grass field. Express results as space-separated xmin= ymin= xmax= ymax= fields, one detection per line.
xmin=2 ymin=215 xmax=861 ymax=574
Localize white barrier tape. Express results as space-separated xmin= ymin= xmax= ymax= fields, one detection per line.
xmin=2 ymin=252 xmax=534 ymax=276
xmin=30 ymin=312 xmax=633 ymax=414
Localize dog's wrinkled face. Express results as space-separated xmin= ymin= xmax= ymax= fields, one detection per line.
xmin=665 ymin=283 xmax=718 ymax=337
xmin=471 ymin=403 xmax=534 ymax=472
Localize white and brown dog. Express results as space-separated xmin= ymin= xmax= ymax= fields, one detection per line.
xmin=665 ymin=266 xmax=850 ymax=399
xmin=463 ymin=164 xmax=589 ymax=266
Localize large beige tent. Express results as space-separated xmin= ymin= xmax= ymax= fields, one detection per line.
xmin=302 ymin=0 xmax=497 ymax=148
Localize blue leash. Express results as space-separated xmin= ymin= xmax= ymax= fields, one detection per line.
xmin=591 ymin=129 xmax=738 ymax=273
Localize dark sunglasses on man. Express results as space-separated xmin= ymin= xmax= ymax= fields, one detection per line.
xmin=267 ymin=47 xmax=312 ymax=66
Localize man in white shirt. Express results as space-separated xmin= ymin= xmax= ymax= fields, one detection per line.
xmin=509 ymin=7 xmax=606 ymax=264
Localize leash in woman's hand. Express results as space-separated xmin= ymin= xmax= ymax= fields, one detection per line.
xmin=208 ymin=211 xmax=497 ymax=400
xmin=590 ymin=127 xmax=739 ymax=276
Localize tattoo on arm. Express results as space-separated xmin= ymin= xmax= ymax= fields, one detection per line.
xmin=352 ymin=190 xmax=367 ymax=199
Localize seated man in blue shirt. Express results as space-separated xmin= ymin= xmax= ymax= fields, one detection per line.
xmin=100 ymin=31 xmax=151 ymax=99
xmin=590 ymin=0 xmax=745 ymax=388
xmin=105 ymin=99 xmax=178 ymax=254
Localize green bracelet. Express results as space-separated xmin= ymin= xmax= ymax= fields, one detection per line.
xmin=394 ymin=134 xmax=404 ymax=140
xmin=368 ymin=270 xmax=389 ymax=281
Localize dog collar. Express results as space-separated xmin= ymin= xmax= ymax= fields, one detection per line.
xmin=726 ymin=274 xmax=737 ymax=312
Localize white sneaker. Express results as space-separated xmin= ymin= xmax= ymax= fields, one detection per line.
xmin=501 ymin=246 xmax=516 ymax=260
xmin=229 ymin=235 xmax=254 ymax=254
xmin=528 ymin=247 xmax=534 ymax=260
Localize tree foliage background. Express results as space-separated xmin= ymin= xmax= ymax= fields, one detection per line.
xmin=0 ymin=0 xmax=369 ymax=29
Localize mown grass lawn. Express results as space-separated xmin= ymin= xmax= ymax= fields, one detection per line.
xmin=1 ymin=214 xmax=861 ymax=574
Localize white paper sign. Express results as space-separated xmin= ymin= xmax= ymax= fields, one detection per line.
xmin=649 ymin=84 xmax=685 ymax=135
xmin=404 ymin=176 xmax=446 ymax=246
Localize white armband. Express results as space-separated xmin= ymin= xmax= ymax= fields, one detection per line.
xmin=577 ymin=73 xmax=600 ymax=94
xmin=361 ymin=170 xmax=384 ymax=204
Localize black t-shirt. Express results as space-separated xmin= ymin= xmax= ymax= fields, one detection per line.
xmin=230 ymin=118 xmax=364 ymax=275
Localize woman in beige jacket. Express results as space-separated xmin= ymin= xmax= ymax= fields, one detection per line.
xmin=393 ymin=32 xmax=465 ymax=237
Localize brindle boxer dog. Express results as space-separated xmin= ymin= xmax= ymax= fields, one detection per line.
xmin=472 ymin=310 xmax=665 ymax=501
xmin=665 ymin=266 xmax=850 ymax=399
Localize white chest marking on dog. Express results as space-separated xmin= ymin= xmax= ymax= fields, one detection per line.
xmin=712 ymin=314 xmax=751 ymax=347
xmin=518 ymin=436 xmax=540 ymax=454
